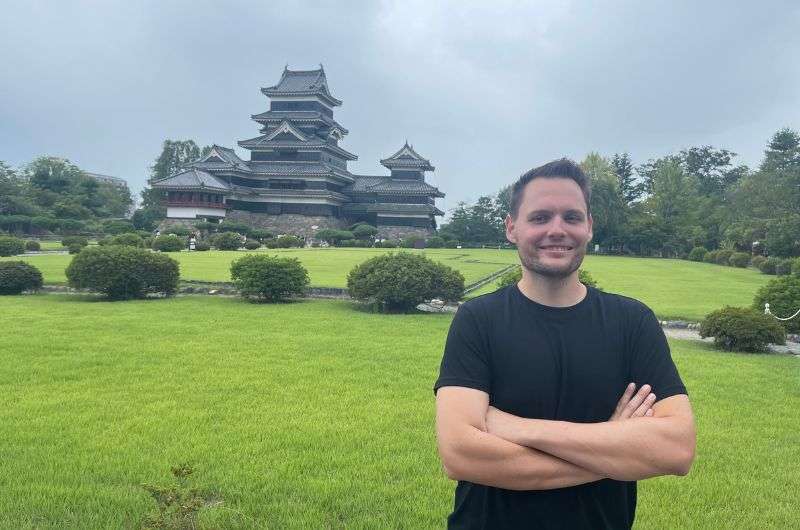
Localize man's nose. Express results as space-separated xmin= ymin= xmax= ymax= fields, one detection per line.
xmin=546 ymin=217 xmax=568 ymax=237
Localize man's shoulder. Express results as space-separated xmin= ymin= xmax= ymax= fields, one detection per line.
xmin=593 ymin=287 xmax=656 ymax=319
xmin=458 ymin=285 xmax=514 ymax=316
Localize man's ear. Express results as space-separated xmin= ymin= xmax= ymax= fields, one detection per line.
xmin=505 ymin=214 xmax=517 ymax=244
xmin=587 ymin=213 xmax=594 ymax=242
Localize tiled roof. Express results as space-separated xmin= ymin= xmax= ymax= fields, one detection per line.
xmin=261 ymin=66 xmax=342 ymax=106
xmin=238 ymin=135 xmax=358 ymax=160
xmin=380 ymin=142 xmax=434 ymax=171
xmin=342 ymin=202 xmax=444 ymax=216
xmin=344 ymin=176 xmax=444 ymax=197
xmin=150 ymin=169 xmax=230 ymax=191
xmin=250 ymin=110 xmax=348 ymax=133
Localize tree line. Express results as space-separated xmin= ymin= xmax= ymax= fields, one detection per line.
xmin=439 ymin=128 xmax=800 ymax=259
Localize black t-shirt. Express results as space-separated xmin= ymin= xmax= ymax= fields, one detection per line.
xmin=434 ymin=285 xmax=687 ymax=530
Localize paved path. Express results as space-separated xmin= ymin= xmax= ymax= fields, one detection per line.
xmin=663 ymin=327 xmax=800 ymax=356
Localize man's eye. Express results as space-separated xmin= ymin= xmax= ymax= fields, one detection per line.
xmin=531 ymin=216 xmax=548 ymax=223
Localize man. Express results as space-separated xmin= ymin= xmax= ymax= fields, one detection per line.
xmin=434 ymin=159 xmax=695 ymax=529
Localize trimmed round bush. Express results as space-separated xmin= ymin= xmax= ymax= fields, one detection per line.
xmin=0 ymin=261 xmax=43 ymax=294
xmin=111 ymin=233 xmax=144 ymax=247
xmin=753 ymin=275 xmax=800 ymax=333
xmin=275 ymin=235 xmax=304 ymax=248
xmin=703 ymin=250 xmax=719 ymax=264
xmin=776 ymin=259 xmax=794 ymax=276
xmin=758 ymin=257 xmax=781 ymax=275
xmin=714 ymin=249 xmax=734 ymax=266
xmin=243 ymin=240 xmax=262 ymax=250
xmin=151 ymin=234 xmax=185 ymax=252
xmin=729 ymin=252 xmax=751 ymax=268
xmin=699 ymin=306 xmax=785 ymax=352
xmin=347 ymin=253 xmax=464 ymax=312
xmin=426 ymin=236 xmax=446 ymax=248
xmin=249 ymin=229 xmax=273 ymax=241
xmin=0 ymin=236 xmax=28 ymax=257
xmin=61 ymin=236 xmax=89 ymax=250
xmin=25 ymin=240 xmax=41 ymax=252
xmin=400 ymin=236 xmax=425 ymax=248
xmin=688 ymin=246 xmax=707 ymax=262
xmin=352 ymin=224 xmax=378 ymax=240
xmin=65 ymin=246 xmax=179 ymax=300
xmin=230 ymin=254 xmax=309 ymax=302
xmin=212 ymin=231 xmax=242 ymax=251
xmin=750 ymin=255 xmax=767 ymax=270
xmin=164 ymin=226 xmax=193 ymax=237
xmin=97 ymin=236 xmax=114 ymax=246
xmin=194 ymin=241 xmax=211 ymax=251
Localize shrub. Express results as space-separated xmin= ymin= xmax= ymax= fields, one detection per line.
xmin=347 ymin=253 xmax=464 ymax=311
xmin=61 ymin=236 xmax=89 ymax=250
xmin=102 ymin=219 xmax=136 ymax=235
xmin=703 ymin=250 xmax=719 ymax=264
xmin=0 ymin=261 xmax=43 ymax=294
xmin=379 ymin=240 xmax=397 ymax=248
xmin=249 ymin=229 xmax=273 ymax=241
xmin=776 ymin=259 xmax=794 ymax=276
xmin=25 ymin=240 xmax=41 ymax=252
xmin=426 ymin=236 xmax=446 ymax=248
xmin=111 ymin=233 xmax=144 ymax=247
xmin=193 ymin=221 xmax=218 ymax=232
xmin=729 ymin=252 xmax=751 ymax=268
xmin=164 ymin=226 xmax=193 ymax=237
xmin=445 ymin=240 xmax=461 ymax=248
xmin=65 ymin=246 xmax=179 ymax=300
xmin=753 ymin=275 xmax=800 ymax=333
xmin=0 ymin=236 xmax=28 ymax=256
xmin=194 ymin=241 xmax=211 ymax=251
xmin=758 ymin=257 xmax=781 ymax=275
xmin=714 ymin=249 xmax=734 ymax=266
xmin=579 ymin=269 xmax=600 ymax=289
xmin=275 ymin=235 xmax=304 ymax=248
xmin=97 ymin=236 xmax=114 ymax=246
xmin=497 ymin=266 xmax=600 ymax=290
xmin=217 ymin=221 xmax=251 ymax=236
xmin=688 ymin=246 xmax=707 ymax=262
xmin=263 ymin=238 xmax=279 ymax=249
xmin=212 ymin=231 xmax=242 ymax=251
xmin=400 ymin=236 xmax=425 ymax=248
xmin=750 ymin=255 xmax=767 ymax=270
xmin=230 ymin=254 xmax=309 ymax=302
xmin=792 ymin=258 xmax=800 ymax=276
xmin=352 ymin=224 xmax=378 ymax=240
xmin=243 ymin=240 xmax=262 ymax=250
xmin=151 ymin=234 xmax=185 ymax=252
xmin=699 ymin=306 xmax=785 ymax=352
xmin=143 ymin=236 xmax=154 ymax=249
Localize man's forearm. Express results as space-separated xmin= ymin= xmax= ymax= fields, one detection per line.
xmin=499 ymin=416 xmax=694 ymax=481
xmin=440 ymin=424 xmax=606 ymax=491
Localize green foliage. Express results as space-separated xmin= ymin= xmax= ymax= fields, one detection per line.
xmin=212 ymin=232 xmax=242 ymax=251
xmin=758 ymin=257 xmax=780 ymax=275
xmin=426 ymin=236 xmax=445 ymax=248
xmin=102 ymin=219 xmax=136 ymax=235
xmin=193 ymin=221 xmax=218 ymax=232
xmin=497 ymin=266 xmax=600 ymax=290
xmin=346 ymin=253 xmax=464 ymax=311
xmin=230 ymin=254 xmax=309 ymax=302
xmin=152 ymin=235 xmax=185 ymax=253
xmin=141 ymin=464 xmax=217 ymax=530
xmin=688 ymin=247 xmax=708 ymax=262
xmin=248 ymin=229 xmax=273 ymax=241
xmin=243 ymin=240 xmax=261 ymax=250
xmin=317 ymin=229 xmax=353 ymax=244
xmin=65 ymin=246 xmax=179 ymax=300
xmin=792 ymin=258 xmax=800 ymax=276
xmin=753 ymin=275 xmax=800 ymax=333
xmin=704 ymin=250 xmax=719 ymax=264
xmin=0 ymin=261 xmax=43 ymax=294
xmin=216 ymin=221 xmax=251 ymax=236
xmin=110 ymin=233 xmax=144 ymax=248
xmin=0 ymin=236 xmax=26 ymax=256
xmin=764 ymin=215 xmax=800 ymax=258
xmin=750 ymin=255 xmax=767 ymax=270
xmin=699 ymin=306 xmax=785 ymax=352
xmin=164 ymin=226 xmax=193 ymax=237
xmin=194 ymin=241 xmax=210 ymax=251
xmin=714 ymin=249 xmax=734 ymax=266
xmin=25 ymin=240 xmax=41 ymax=252
xmin=582 ymin=152 xmax=626 ymax=247
xmin=61 ymin=236 xmax=88 ymax=250
xmin=729 ymin=252 xmax=751 ymax=268
xmin=352 ymin=224 xmax=378 ymax=240
xmin=400 ymin=236 xmax=424 ymax=248
xmin=275 ymin=235 xmax=304 ymax=248
xmin=776 ymin=259 xmax=794 ymax=275
xmin=439 ymin=196 xmax=505 ymax=245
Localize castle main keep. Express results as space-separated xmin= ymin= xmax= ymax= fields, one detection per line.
xmin=151 ymin=66 xmax=444 ymax=239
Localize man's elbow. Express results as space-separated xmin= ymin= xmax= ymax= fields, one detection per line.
xmin=671 ymin=444 xmax=696 ymax=476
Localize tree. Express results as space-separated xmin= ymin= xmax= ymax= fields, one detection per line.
xmin=439 ymin=196 xmax=505 ymax=245
xmin=581 ymin=153 xmax=626 ymax=249
xmin=611 ymin=153 xmax=643 ymax=205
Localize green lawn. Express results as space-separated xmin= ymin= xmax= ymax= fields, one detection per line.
xmin=1 ymin=295 xmax=797 ymax=529
xmin=0 ymin=249 xmax=772 ymax=321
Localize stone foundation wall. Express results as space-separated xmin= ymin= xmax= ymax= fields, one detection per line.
xmin=377 ymin=225 xmax=434 ymax=240
xmin=225 ymin=210 xmax=347 ymax=238
xmin=157 ymin=218 xmax=201 ymax=232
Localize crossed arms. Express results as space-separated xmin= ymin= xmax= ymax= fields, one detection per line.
xmin=435 ymin=384 xmax=696 ymax=491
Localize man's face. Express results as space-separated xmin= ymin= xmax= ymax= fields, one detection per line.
xmin=505 ymin=177 xmax=593 ymax=279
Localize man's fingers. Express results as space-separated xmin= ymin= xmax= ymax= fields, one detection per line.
xmin=632 ymin=393 xmax=657 ymax=417
xmin=645 ymin=408 xmax=653 ymax=417
xmin=613 ymin=383 xmax=636 ymax=416
xmin=622 ymin=384 xmax=652 ymax=417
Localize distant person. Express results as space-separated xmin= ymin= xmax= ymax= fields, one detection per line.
xmin=434 ymin=159 xmax=696 ymax=529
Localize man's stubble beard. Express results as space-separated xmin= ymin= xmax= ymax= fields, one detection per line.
xmin=518 ymin=243 xmax=587 ymax=279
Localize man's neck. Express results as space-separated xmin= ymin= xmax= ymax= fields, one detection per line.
xmin=517 ymin=270 xmax=587 ymax=308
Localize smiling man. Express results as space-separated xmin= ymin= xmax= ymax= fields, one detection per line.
xmin=434 ymin=159 xmax=695 ymax=529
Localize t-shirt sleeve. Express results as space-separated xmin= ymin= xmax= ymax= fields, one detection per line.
xmin=628 ymin=306 xmax=687 ymax=401
xmin=433 ymin=304 xmax=491 ymax=395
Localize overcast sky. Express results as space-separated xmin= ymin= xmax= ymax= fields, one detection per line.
xmin=2 ymin=1 xmax=799 ymax=215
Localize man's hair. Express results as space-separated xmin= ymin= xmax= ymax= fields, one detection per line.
xmin=509 ymin=158 xmax=592 ymax=218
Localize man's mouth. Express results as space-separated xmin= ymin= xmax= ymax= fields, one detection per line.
xmin=539 ymin=245 xmax=574 ymax=251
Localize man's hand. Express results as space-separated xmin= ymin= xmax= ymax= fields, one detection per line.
xmin=608 ymin=383 xmax=657 ymax=421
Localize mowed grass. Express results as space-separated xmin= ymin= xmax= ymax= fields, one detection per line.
xmin=1 ymin=295 xmax=798 ymax=529
xmin=1 ymin=249 xmax=771 ymax=321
